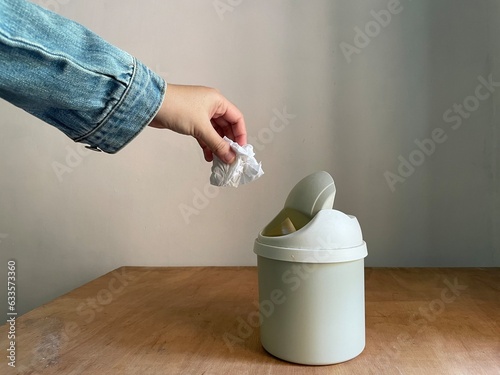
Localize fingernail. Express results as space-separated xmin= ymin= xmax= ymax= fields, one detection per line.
xmin=223 ymin=151 xmax=235 ymax=164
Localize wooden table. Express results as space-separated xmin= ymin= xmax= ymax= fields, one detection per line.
xmin=0 ymin=267 xmax=498 ymax=374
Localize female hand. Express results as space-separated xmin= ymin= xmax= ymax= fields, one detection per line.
xmin=149 ymin=84 xmax=247 ymax=164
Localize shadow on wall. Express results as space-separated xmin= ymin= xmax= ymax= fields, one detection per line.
xmin=330 ymin=0 xmax=499 ymax=266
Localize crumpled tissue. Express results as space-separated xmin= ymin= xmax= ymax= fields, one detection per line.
xmin=210 ymin=136 xmax=264 ymax=187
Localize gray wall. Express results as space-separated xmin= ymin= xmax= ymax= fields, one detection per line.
xmin=1 ymin=0 xmax=499 ymax=315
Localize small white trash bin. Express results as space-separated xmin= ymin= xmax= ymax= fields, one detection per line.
xmin=253 ymin=171 xmax=368 ymax=365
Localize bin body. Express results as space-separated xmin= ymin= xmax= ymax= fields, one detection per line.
xmin=253 ymin=171 xmax=367 ymax=365
xmin=257 ymin=256 xmax=365 ymax=365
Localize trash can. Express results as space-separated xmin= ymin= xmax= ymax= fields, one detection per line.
xmin=253 ymin=171 xmax=368 ymax=365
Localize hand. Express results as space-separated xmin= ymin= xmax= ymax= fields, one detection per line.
xmin=149 ymin=84 xmax=247 ymax=164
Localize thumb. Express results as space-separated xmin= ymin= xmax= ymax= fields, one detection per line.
xmin=200 ymin=127 xmax=236 ymax=164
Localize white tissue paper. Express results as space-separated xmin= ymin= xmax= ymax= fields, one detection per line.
xmin=210 ymin=136 xmax=264 ymax=187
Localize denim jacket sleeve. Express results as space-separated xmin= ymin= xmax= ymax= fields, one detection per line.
xmin=0 ymin=0 xmax=166 ymax=153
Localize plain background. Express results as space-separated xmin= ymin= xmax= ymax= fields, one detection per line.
xmin=0 ymin=0 xmax=499 ymax=315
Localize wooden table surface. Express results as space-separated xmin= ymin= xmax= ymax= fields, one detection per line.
xmin=0 ymin=267 xmax=498 ymax=375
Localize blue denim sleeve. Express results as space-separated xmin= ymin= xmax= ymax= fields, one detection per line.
xmin=0 ymin=0 xmax=166 ymax=153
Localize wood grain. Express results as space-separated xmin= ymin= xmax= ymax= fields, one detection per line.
xmin=0 ymin=267 xmax=498 ymax=375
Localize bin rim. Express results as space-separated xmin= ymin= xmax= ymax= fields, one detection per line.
xmin=254 ymin=240 xmax=367 ymax=263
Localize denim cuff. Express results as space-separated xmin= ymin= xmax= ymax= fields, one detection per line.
xmin=75 ymin=59 xmax=166 ymax=154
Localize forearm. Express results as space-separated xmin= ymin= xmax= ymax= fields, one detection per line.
xmin=0 ymin=0 xmax=165 ymax=153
